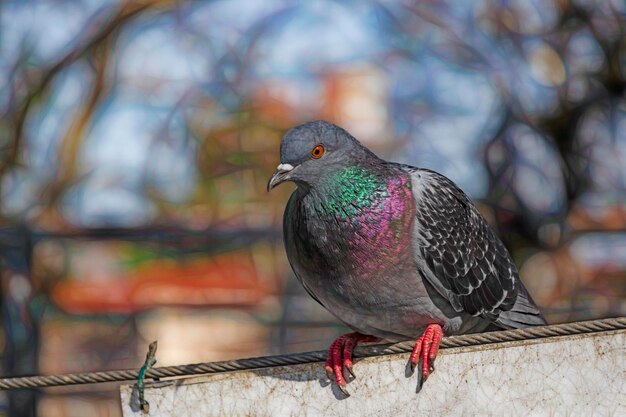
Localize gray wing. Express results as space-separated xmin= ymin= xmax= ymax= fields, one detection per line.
xmin=401 ymin=166 xmax=519 ymax=320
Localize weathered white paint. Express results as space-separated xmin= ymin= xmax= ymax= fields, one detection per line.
xmin=120 ymin=330 xmax=626 ymax=417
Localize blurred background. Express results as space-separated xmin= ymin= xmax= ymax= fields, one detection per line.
xmin=0 ymin=0 xmax=625 ymax=415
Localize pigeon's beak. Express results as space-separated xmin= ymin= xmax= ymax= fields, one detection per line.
xmin=267 ymin=163 xmax=295 ymax=191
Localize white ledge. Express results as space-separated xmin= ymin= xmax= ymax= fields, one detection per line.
xmin=120 ymin=330 xmax=626 ymax=416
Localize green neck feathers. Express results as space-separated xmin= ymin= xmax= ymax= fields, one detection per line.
xmin=314 ymin=166 xmax=387 ymax=218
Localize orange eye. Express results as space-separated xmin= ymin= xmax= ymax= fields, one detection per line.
xmin=311 ymin=144 xmax=325 ymax=159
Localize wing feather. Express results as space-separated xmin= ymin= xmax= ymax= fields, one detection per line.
xmin=400 ymin=165 xmax=518 ymax=318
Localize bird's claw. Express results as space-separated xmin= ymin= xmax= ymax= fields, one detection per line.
xmin=345 ymin=364 xmax=356 ymax=379
xmin=325 ymin=365 xmax=334 ymax=381
xmin=337 ymin=382 xmax=350 ymax=397
xmin=409 ymin=324 xmax=443 ymax=388
xmin=324 ymin=326 xmax=442 ymax=394
xmin=324 ymin=332 xmax=379 ymax=396
xmin=327 ymin=365 xmax=351 ymax=396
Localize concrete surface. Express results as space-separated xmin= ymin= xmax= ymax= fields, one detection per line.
xmin=120 ymin=330 xmax=626 ymax=416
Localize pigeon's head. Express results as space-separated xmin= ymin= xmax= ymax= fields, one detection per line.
xmin=267 ymin=120 xmax=377 ymax=191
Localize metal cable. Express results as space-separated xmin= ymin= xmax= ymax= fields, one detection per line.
xmin=1 ymin=317 xmax=624 ymax=390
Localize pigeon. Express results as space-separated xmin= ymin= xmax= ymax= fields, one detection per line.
xmin=267 ymin=120 xmax=546 ymax=396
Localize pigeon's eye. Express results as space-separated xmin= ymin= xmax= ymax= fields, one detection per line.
xmin=311 ymin=144 xmax=325 ymax=159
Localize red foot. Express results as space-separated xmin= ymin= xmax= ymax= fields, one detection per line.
xmin=325 ymin=332 xmax=380 ymax=396
xmin=409 ymin=324 xmax=443 ymax=386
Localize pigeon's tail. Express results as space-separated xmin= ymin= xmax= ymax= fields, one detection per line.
xmin=495 ymin=285 xmax=547 ymax=329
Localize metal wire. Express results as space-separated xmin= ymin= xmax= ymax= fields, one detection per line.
xmin=0 ymin=317 xmax=624 ymax=390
